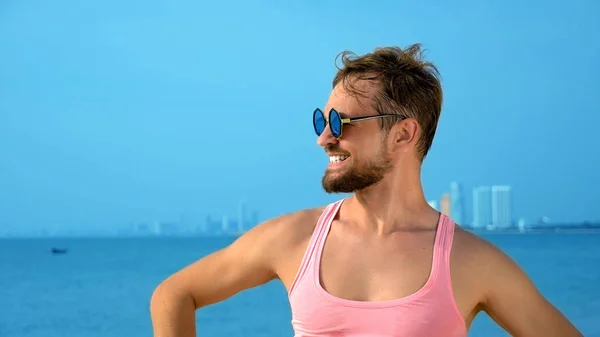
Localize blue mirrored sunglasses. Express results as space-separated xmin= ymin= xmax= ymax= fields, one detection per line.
xmin=312 ymin=108 xmax=406 ymax=138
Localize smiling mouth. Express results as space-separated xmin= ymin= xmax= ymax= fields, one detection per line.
xmin=329 ymin=155 xmax=349 ymax=164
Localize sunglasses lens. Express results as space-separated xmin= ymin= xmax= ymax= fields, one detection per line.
xmin=330 ymin=110 xmax=342 ymax=138
xmin=313 ymin=109 xmax=326 ymax=136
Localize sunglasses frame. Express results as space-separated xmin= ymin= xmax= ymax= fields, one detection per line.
xmin=313 ymin=108 xmax=406 ymax=138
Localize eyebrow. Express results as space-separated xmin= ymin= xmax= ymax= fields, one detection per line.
xmin=332 ymin=109 xmax=353 ymax=118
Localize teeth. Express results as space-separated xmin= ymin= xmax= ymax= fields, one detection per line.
xmin=329 ymin=155 xmax=349 ymax=163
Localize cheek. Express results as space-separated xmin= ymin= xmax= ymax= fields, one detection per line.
xmin=341 ymin=129 xmax=385 ymax=159
xmin=363 ymin=138 xmax=385 ymax=155
xmin=338 ymin=140 xmax=358 ymax=157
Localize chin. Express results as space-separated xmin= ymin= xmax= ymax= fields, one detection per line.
xmin=321 ymin=175 xmax=374 ymax=194
xmin=322 ymin=165 xmax=387 ymax=194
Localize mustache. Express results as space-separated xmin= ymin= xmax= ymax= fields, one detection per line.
xmin=325 ymin=145 xmax=351 ymax=156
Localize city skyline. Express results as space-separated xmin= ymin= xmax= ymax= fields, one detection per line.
xmin=430 ymin=181 xmax=551 ymax=229
xmin=2 ymin=179 xmax=598 ymax=238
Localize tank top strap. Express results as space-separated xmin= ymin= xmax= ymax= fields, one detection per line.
xmin=312 ymin=199 xmax=344 ymax=253
xmin=441 ymin=214 xmax=456 ymax=265
xmin=431 ymin=213 xmax=456 ymax=281
xmin=288 ymin=199 xmax=345 ymax=297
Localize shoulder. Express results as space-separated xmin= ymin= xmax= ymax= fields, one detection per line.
xmin=250 ymin=206 xmax=326 ymax=244
xmin=451 ymin=226 xmax=497 ymax=259
xmin=235 ymin=205 xmax=327 ymax=265
xmin=450 ymin=227 xmax=530 ymax=298
xmin=451 ymin=227 xmax=515 ymax=276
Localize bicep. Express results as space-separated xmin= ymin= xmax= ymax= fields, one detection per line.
xmin=158 ymin=223 xmax=279 ymax=308
xmin=482 ymin=247 xmax=582 ymax=337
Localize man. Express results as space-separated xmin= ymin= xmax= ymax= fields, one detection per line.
xmin=150 ymin=44 xmax=582 ymax=336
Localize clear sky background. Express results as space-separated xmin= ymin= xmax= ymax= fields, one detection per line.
xmin=1 ymin=0 xmax=599 ymax=233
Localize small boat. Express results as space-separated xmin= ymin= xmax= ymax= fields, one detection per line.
xmin=51 ymin=248 xmax=68 ymax=254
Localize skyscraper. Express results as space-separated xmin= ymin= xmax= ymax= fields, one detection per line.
xmin=491 ymin=185 xmax=512 ymax=228
xmin=221 ymin=215 xmax=229 ymax=233
xmin=440 ymin=193 xmax=451 ymax=217
xmin=449 ymin=181 xmax=464 ymax=225
xmin=472 ymin=186 xmax=492 ymax=229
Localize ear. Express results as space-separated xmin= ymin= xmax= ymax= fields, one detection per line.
xmin=388 ymin=119 xmax=420 ymax=150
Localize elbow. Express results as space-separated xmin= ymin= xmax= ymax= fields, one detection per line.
xmin=150 ymin=282 xmax=171 ymax=316
xmin=150 ymin=280 xmax=196 ymax=316
xmin=149 ymin=281 xmax=198 ymax=336
xmin=150 ymin=282 xmax=168 ymax=313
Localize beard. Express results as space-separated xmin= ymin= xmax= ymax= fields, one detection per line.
xmin=321 ymin=146 xmax=392 ymax=194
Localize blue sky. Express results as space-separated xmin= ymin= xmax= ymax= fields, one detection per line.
xmin=1 ymin=0 xmax=599 ymax=232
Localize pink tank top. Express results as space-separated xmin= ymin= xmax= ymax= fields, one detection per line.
xmin=288 ymin=199 xmax=467 ymax=337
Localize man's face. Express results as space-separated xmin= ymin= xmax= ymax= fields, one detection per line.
xmin=317 ymin=81 xmax=393 ymax=193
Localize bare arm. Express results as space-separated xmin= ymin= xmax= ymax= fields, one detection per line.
xmin=480 ymin=243 xmax=582 ymax=337
xmin=149 ymin=215 xmax=290 ymax=337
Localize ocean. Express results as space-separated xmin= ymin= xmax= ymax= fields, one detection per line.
xmin=1 ymin=233 xmax=598 ymax=337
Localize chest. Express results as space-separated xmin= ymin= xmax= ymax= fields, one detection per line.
xmin=318 ymin=225 xmax=437 ymax=302
xmin=291 ymin=300 xmax=466 ymax=337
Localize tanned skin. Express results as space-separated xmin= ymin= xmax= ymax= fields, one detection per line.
xmin=150 ymin=80 xmax=582 ymax=337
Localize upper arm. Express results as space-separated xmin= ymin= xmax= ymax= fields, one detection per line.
xmin=480 ymin=243 xmax=582 ymax=337
xmin=154 ymin=214 xmax=295 ymax=308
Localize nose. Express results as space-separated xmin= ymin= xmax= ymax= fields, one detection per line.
xmin=316 ymin=126 xmax=338 ymax=148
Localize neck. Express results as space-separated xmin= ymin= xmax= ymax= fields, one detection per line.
xmin=343 ymin=162 xmax=439 ymax=235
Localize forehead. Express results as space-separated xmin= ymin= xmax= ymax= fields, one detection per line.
xmin=324 ymin=79 xmax=378 ymax=117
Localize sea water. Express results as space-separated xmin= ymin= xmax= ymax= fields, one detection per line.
xmin=0 ymin=233 xmax=598 ymax=337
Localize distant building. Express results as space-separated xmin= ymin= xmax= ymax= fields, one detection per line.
xmin=440 ymin=193 xmax=451 ymax=217
xmin=450 ymin=181 xmax=465 ymax=225
xmin=491 ymin=185 xmax=512 ymax=228
xmin=472 ymin=186 xmax=492 ymax=228
xmin=152 ymin=221 xmax=161 ymax=235
xmin=222 ymin=215 xmax=229 ymax=233
xmin=517 ymin=218 xmax=527 ymax=232
xmin=204 ymin=215 xmax=222 ymax=235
